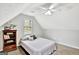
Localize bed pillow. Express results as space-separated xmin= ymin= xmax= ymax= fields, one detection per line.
xmin=28 ymin=36 xmax=34 ymax=41
xmin=22 ymin=35 xmax=37 ymax=41
xmin=30 ymin=35 xmax=37 ymax=40
xmin=22 ymin=35 xmax=30 ymax=40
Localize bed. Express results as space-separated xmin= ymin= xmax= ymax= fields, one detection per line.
xmin=20 ymin=38 xmax=56 ymax=55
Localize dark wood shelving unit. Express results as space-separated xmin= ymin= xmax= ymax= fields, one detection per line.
xmin=3 ymin=30 xmax=17 ymax=52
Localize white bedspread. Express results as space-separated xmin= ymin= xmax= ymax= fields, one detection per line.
xmin=20 ymin=38 xmax=56 ymax=55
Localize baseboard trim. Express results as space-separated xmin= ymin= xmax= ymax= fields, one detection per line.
xmin=56 ymin=42 xmax=79 ymax=49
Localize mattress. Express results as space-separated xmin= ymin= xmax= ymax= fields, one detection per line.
xmin=20 ymin=38 xmax=56 ymax=55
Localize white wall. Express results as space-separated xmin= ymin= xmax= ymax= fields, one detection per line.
xmin=4 ymin=14 xmax=25 ymax=46
xmin=44 ymin=29 xmax=79 ymax=49
xmin=34 ymin=4 xmax=79 ymax=49
xmin=0 ymin=26 xmax=4 ymax=51
xmin=0 ymin=14 xmax=44 ymax=51
xmin=7 ymin=14 xmax=44 ymax=46
xmin=29 ymin=16 xmax=44 ymax=37
xmin=0 ymin=14 xmax=25 ymax=51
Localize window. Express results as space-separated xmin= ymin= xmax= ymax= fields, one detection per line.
xmin=24 ymin=17 xmax=32 ymax=35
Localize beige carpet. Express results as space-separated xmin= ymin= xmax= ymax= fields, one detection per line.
xmin=8 ymin=44 xmax=79 ymax=55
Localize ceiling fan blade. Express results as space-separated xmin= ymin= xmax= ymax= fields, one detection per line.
xmin=49 ymin=3 xmax=58 ymax=9
xmin=44 ymin=11 xmax=51 ymax=15
xmin=50 ymin=9 xmax=56 ymax=12
xmin=39 ymin=7 xmax=47 ymax=10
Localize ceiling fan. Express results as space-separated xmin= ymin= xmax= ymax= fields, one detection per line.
xmin=30 ymin=3 xmax=67 ymax=15
xmin=40 ymin=3 xmax=57 ymax=15
xmin=39 ymin=3 xmax=64 ymax=15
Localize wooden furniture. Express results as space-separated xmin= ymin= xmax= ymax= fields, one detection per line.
xmin=3 ymin=30 xmax=17 ymax=52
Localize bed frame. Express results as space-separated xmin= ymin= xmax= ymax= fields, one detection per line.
xmin=19 ymin=46 xmax=30 ymax=55
xmin=19 ymin=46 xmax=56 ymax=55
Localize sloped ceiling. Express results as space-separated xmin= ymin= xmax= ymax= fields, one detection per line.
xmin=36 ymin=4 xmax=79 ymax=30
xmin=22 ymin=3 xmax=79 ymax=30
xmin=0 ymin=3 xmax=44 ymax=26
xmin=0 ymin=3 xmax=31 ymax=26
xmin=22 ymin=3 xmax=44 ymax=15
xmin=0 ymin=3 xmax=79 ymax=30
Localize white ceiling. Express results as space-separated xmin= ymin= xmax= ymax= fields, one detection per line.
xmin=22 ymin=3 xmax=44 ymax=15
xmin=22 ymin=3 xmax=77 ymax=16
xmin=0 ymin=3 xmax=31 ymax=26
xmin=0 ymin=3 xmax=44 ymax=26
xmin=0 ymin=3 xmax=75 ymax=22
xmin=0 ymin=3 xmax=79 ymax=30
xmin=33 ymin=3 xmax=79 ymax=30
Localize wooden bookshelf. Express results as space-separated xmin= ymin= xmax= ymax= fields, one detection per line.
xmin=3 ymin=30 xmax=17 ymax=52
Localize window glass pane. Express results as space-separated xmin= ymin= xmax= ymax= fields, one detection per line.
xmin=24 ymin=17 xmax=32 ymax=35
